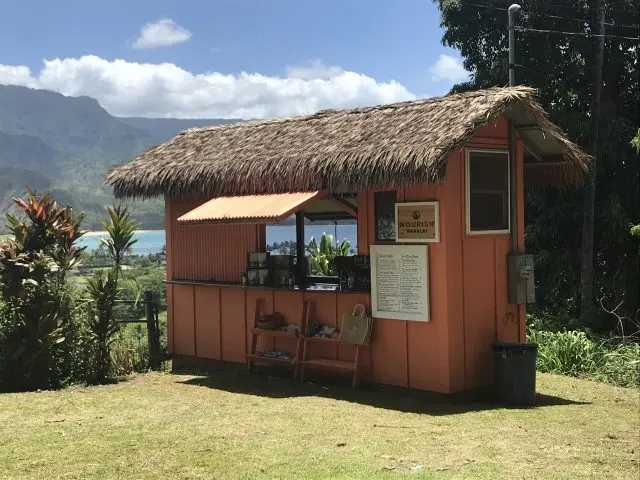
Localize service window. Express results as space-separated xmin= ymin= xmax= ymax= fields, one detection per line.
xmin=374 ymin=191 xmax=397 ymax=241
xmin=466 ymin=150 xmax=510 ymax=234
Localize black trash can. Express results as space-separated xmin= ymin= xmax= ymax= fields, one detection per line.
xmin=491 ymin=342 xmax=538 ymax=405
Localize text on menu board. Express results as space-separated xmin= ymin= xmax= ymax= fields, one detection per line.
xmin=370 ymin=244 xmax=430 ymax=322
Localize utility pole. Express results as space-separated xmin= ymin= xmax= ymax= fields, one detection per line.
xmin=580 ymin=0 xmax=606 ymax=327
xmin=508 ymin=4 xmax=521 ymax=255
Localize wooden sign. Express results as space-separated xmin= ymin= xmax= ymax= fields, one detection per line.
xmin=395 ymin=201 xmax=440 ymax=243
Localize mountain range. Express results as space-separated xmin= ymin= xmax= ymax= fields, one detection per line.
xmin=0 ymin=84 xmax=238 ymax=230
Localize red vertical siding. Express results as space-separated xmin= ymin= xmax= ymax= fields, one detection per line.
xmin=443 ymin=151 xmax=466 ymax=392
xmin=273 ymin=291 xmax=304 ymax=356
xmin=169 ymin=198 xmax=265 ymax=282
xmin=173 ymin=284 xmax=195 ymax=356
xmin=220 ymin=288 xmax=247 ymax=363
xmin=304 ymin=292 xmax=338 ymax=360
xmin=245 ymin=289 xmax=275 ymax=353
xmin=194 ymin=285 xmax=221 ymax=359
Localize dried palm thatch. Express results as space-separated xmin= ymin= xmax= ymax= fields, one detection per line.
xmin=107 ymin=86 xmax=589 ymax=199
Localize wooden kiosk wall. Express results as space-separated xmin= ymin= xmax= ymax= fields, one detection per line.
xmin=164 ymin=120 xmax=526 ymax=394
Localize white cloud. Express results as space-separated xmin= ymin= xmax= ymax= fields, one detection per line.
xmin=429 ymin=54 xmax=470 ymax=83
xmin=0 ymin=56 xmax=415 ymax=119
xmin=133 ymin=19 xmax=192 ymax=49
xmin=0 ymin=65 xmax=35 ymax=87
xmin=286 ymin=59 xmax=344 ymax=80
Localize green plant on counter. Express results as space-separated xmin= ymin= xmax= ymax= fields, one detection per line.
xmin=306 ymin=233 xmax=351 ymax=276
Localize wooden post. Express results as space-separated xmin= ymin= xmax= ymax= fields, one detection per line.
xmin=144 ymin=290 xmax=160 ymax=369
xmin=295 ymin=211 xmax=306 ymax=287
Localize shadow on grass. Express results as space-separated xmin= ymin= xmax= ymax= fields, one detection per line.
xmin=174 ymin=364 xmax=589 ymax=415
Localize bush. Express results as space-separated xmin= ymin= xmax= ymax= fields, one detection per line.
xmin=527 ymin=316 xmax=640 ymax=388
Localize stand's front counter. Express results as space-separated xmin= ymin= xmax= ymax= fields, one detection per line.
xmin=166 ymin=280 xmax=369 ymax=372
xmin=166 ymin=279 xmax=455 ymax=393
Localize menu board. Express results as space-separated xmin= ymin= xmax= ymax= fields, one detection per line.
xmin=370 ymin=245 xmax=429 ymax=322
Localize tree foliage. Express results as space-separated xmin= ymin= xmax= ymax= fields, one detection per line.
xmin=306 ymin=233 xmax=352 ymax=276
xmin=436 ymin=0 xmax=640 ymax=325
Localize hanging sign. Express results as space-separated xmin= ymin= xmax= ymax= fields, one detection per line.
xmin=370 ymin=244 xmax=430 ymax=322
xmin=395 ymin=201 xmax=440 ymax=243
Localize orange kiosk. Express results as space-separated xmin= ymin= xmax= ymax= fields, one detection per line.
xmin=108 ymin=86 xmax=588 ymax=393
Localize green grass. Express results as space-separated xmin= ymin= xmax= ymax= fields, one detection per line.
xmin=0 ymin=371 xmax=638 ymax=479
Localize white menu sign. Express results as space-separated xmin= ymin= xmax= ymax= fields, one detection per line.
xmin=371 ymin=245 xmax=430 ymax=322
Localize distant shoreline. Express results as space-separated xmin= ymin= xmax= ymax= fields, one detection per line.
xmin=83 ymin=230 xmax=164 ymax=237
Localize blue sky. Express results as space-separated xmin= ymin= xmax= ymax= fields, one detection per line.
xmin=0 ymin=0 xmax=470 ymax=118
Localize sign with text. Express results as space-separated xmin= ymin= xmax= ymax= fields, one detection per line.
xmin=370 ymin=244 xmax=429 ymax=322
xmin=395 ymin=201 xmax=440 ymax=243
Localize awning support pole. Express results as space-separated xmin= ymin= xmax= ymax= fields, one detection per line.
xmin=295 ymin=211 xmax=306 ymax=285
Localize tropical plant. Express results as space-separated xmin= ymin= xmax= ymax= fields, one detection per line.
xmin=0 ymin=191 xmax=86 ymax=390
xmin=99 ymin=205 xmax=138 ymax=273
xmin=306 ymin=233 xmax=351 ymax=276
xmin=85 ymin=269 xmax=121 ymax=383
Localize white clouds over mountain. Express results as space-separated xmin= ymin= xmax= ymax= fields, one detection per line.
xmin=133 ymin=19 xmax=192 ymax=49
xmin=0 ymin=56 xmax=415 ymax=119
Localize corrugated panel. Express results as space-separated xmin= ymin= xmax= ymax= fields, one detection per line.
xmin=170 ymin=198 xmax=265 ymax=282
xmin=177 ymin=191 xmax=323 ymax=224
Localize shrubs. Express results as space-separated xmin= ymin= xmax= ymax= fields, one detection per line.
xmin=0 ymin=194 xmax=144 ymax=392
xmin=528 ymin=316 xmax=640 ymax=388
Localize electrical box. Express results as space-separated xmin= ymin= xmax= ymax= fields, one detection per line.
xmin=508 ymin=254 xmax=536 ymax=304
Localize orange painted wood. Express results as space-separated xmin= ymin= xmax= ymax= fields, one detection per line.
xmin=245 ymin=289 xmax=275 ymax=353
xmin=369 ymin=319 xmax=408 ymax=387
xmin=304 ymin=293 xmax=338 ymax=360
xmin=516 ymin=139 xmax=527 ymax=342
xmin=473 ymin=118 xmax=509 ymax=139
xmin=356 ymin=191 xmax=369 ymax=254
xmin=403 ymin=184 xmax=452 ymax=392
xmin=173 ymin=284 xmax=195 ymax=356
xmin=494 ymin=237 xmax=519 ymax=343
xmin=166 ymin=283 xmax=174 ymax=354
xmin=462 ymin=238 xmax=497 ymax=389
xmin=168 ymin=197 xmax=264 ymax=282
xmin=220 ymin=288 xmax=247 ymax=363
xmin=443 ymin=151 xmax=466 ymax=392
xmin=273 ymin=290 xmax=304 ymax=355
xmin=194 ymin=285 xmax=221 ymax=359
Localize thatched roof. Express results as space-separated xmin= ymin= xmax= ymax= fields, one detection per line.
xmin=107 ymin=86 xmax=589 ymax=199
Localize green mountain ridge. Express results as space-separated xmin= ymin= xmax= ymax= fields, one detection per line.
xmin=0 ymin=84 xmax=237 ymax=230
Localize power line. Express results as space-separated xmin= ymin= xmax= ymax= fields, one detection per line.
xmin=537 ymin=12 xmax=640 ymax=30
xmin=515 ymin=26 xmax=640 ymax=41
xmin=478 ymin=0 xmax=640 ymax=17
xmin=462 ymin=2 xmax=640 ymax=29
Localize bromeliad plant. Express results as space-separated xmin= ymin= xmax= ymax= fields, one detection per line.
xmin=0 ymin=191 xmax=85 ymax=391
xmin=306 ymin=233 xmax=352 ymax=276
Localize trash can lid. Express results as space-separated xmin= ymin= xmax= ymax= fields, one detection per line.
xmin=491 ymin=341 xmax=537 ymax=352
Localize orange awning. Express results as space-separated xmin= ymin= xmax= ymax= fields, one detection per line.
xmin=177 ymin=191 xmax=325 ymax=224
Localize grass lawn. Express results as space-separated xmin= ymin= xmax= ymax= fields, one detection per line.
xmin=0 ymin=370 xmax=638 ymax=480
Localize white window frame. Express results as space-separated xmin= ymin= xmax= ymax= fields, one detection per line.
xmin=465 ymin=149 xmax=511 ymax=235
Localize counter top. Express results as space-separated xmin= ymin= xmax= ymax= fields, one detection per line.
xmin=165 ymin=279 xmax=369 ymax=294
